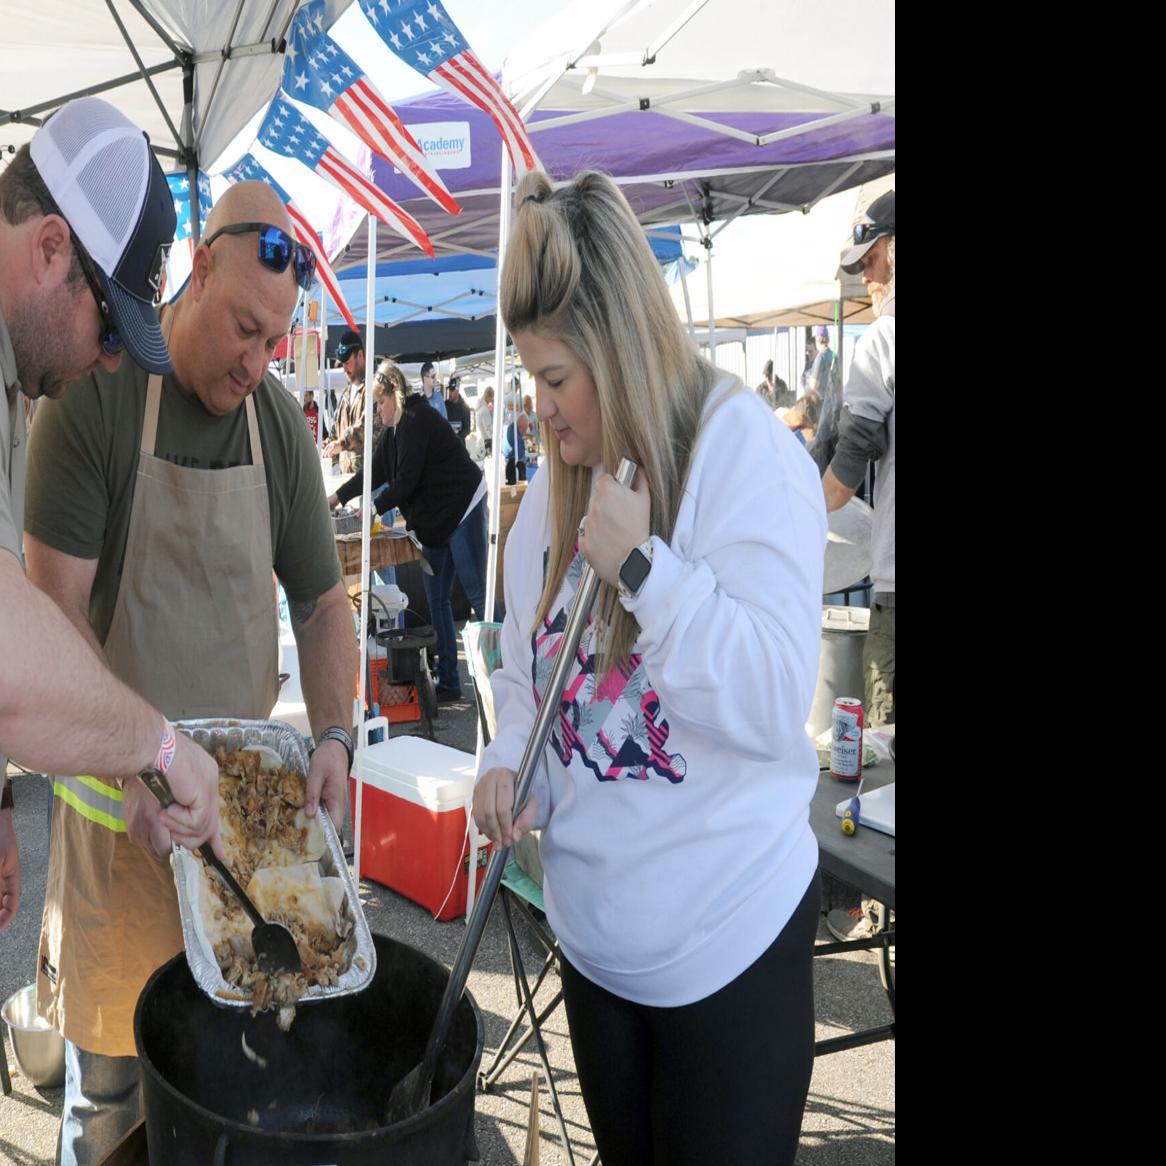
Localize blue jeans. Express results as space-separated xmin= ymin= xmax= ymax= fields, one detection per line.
xmin=421 ymin=497 xmax=488 ymax=690
xmin=59 ymin=1041 xmax=142 ymax=1166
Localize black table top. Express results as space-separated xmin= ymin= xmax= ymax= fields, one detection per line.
xmin=811 ymin=759 xmax=895 ymax=909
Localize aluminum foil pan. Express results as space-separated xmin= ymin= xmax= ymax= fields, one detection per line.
xmin=332 ymin=511 xmax=361 ymax=535
xmin=171 ymin=717 xmax=375 ymax=1009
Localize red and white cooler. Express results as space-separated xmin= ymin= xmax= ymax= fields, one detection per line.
xmin=350 ymin=735 xmax=489 ymax=921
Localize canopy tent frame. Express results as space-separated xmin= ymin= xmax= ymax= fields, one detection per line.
xmin=523 ymin=70 xmax=891 ymax=152
xmin=457 ymin=0 xmax=894 ymax=628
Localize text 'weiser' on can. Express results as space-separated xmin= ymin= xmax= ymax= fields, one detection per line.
xmin=831 ymin=697 xmax=864 ymax=781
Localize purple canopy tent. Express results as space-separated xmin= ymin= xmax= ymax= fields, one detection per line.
xmin=334 ymin=85 xmax=894 ymax=269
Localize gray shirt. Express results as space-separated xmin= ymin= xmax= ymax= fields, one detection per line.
xmin=831 ymin=296 xmax=894 ymax=594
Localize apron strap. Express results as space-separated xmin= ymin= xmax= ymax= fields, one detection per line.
xmin=245 ymin=395 xmax=264 ymax=468
xmin=142 ymin=376 xmax=265 ymax=466
xmin=143 ymin=374 xmax=163 ymax=457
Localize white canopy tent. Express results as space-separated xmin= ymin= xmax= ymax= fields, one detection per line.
xmin=670 ymin=172 xmax=896 ymax=336
xmin=2 ymin=1 xmax=301 ymax=193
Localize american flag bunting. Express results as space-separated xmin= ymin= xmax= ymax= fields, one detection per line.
xmin=257 ymin=90 xmax=435 ymax=257
xmin=162 ymin=170 xmax=214 ymax=301
xmin=285 ymin=0 xmax=460 ymax=216
xmin=355 ymin=0 xmax=542 ymax=176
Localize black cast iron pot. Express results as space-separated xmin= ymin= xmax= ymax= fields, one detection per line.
xmin=135 ymin=933 xmax=483 ymax=1165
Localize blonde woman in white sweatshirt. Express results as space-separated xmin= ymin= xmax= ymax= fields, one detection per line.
xmin=475 ymin=170 xmax=827 ymax=1166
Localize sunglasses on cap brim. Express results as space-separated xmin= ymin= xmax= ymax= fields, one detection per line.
xmin=203 ymin=221 xmax=317 ymax=291
xmin=852 ymin=221 xmax=894 ymax=246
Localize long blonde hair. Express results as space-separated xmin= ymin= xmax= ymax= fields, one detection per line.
xmin=500 ymin=169 xmax=722 ymax=671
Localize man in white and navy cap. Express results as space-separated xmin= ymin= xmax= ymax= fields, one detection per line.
xmin=0 ymin=99 xmax=220 ymax=940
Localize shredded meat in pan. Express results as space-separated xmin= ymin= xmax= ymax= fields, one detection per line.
xmin=201 ymin=747 xmax=353 ymax=1028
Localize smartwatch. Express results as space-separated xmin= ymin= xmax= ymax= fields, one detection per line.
xmin=617 ymin=539 xmax=654 ymax=601
xmin=315 ymin=725 xmax=355 ymax=772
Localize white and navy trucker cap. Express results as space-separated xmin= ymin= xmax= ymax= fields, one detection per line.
xmin=29 ymin=97 xmax=177 ymax=373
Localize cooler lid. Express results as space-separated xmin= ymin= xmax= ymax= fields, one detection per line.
xmin=358 ymin=736 xmax=477 ymax=807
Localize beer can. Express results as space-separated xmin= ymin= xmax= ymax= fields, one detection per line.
xmin=830 ymin=697 xmax=864 ymax=781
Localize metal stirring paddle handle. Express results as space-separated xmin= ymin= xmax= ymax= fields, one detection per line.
xmin=385 ymin=457 xmax=639 ymax=1122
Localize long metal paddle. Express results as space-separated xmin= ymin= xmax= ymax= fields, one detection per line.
xmin=385 ymin=457 xmax=639 ymax=1122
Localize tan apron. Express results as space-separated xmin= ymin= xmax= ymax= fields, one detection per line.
xmin=38 ymin=371 xmax=279 ymax=1056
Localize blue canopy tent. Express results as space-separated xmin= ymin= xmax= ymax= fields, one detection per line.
xmin=319 ymin=228 xmax=685 ymax=361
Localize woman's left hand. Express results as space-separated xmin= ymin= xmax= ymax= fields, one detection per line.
xmin=578 ymin=468 xmax=651 ymax=587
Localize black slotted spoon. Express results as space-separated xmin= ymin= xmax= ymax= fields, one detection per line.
xmin=138 ymin=767 xmax=302 ymax=977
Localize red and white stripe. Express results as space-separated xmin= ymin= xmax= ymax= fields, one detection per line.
xmin=432 ymin=50 xmax=541 ymax=176
xmin=286 ymin=201 xmax=358 ymax=333
xmin=315 ymin=146 xmax=435 ymax=257
xmin=331 ymin=79 xmax=461 ymax=217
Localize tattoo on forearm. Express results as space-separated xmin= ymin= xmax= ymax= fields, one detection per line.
xmin=290 ymin=597 xmax=318 ymax=625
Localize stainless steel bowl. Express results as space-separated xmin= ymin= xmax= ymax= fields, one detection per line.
xmin=2 ymin=984 xmax=65 ymax=1088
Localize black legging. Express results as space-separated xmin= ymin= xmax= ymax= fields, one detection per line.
xmin=560 ymin=871 xmax=821 ymax=1166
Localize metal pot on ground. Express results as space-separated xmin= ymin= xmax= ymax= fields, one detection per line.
xmin=134 ymin=933 xmax=483 ymax=1165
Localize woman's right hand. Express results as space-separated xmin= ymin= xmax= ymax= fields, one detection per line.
xmin=474 ymin=767 xmax=539 ymax=848
xmin=327 ymin=493 xmax=339 ymax=509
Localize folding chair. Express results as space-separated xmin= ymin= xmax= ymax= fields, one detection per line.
xmin=461 ymin=622 xmax=580 ymax=1166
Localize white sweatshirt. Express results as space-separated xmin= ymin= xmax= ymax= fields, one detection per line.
xmin=481 ymin=382 xmax=826 ymax=1006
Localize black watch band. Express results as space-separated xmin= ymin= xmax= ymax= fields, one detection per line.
xmin=2 ymin=777 xmax=13 ymax=811
xmin=315 ymin=725 xmax=354 ymax=771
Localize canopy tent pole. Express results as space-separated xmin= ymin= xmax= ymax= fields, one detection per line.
xmin=172 ymin=52 xmax=201 ymax=246
xmin=677 ymin=248 xmax=696 ymax=337
xmin=353 ymin=212 xmax=377 ymax=888
xmin=317 ymin=282 xmax=326 ymax=453
xmin=703 ymin=229 xmax=717 ymax=363
xmin=104 ymin=0 xmax=184 ymax=150
xmin=484 ymin=146 xmax=513 ymax=623
xmin=467 ymin=150 xmax=515 ymax=922
xmin=836 ymin=292 xmax=844 ymax=386
xmin=298 ymin=295 xmax=310 ymax=402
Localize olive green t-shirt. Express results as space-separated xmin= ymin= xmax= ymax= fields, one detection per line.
xmin=24 ymin=360 xmax=341 ymax=644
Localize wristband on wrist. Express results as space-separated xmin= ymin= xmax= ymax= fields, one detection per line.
xmin=315 ymin=725 xmax=354 ymax=772
xmin=2 ymin=777 xmax=13 ymax=811
xmin=154 ymin=719 xmax=177 ymax=776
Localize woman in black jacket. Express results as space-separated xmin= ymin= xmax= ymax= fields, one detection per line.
xmin=329 ymin=361 xmax=489 ymax=700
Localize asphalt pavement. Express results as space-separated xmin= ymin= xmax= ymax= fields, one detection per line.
xmin=1 ymin=640 xmax=894 ymax=1164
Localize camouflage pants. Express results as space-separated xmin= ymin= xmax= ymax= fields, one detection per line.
xmin=864 ymin=601 xmax=895 ymax=726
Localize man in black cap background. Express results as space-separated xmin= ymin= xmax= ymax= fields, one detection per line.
xmin=822 ymin=188 xmax=895 ymax=946
xmin=324 ymin=328 xmax=383 ymax=473
xmin=0 ymin=97 xmax=221 ymax=940
xmin=445 ymin=375 xmax=471 ymax=445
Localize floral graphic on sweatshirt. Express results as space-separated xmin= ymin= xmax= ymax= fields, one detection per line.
xmin=531 ymin=563 xmax=687 ymax=784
